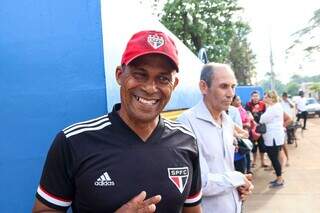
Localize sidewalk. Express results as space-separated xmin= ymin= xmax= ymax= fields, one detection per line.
xmin=243 ymin=118 xmax=320 ymax=213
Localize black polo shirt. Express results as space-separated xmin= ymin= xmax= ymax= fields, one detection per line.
xmin=36 ymin=104 xmax=202 ymax=212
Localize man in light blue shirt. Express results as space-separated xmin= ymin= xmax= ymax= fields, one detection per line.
xmin=178 ymin=63 xmax=253 ymax=213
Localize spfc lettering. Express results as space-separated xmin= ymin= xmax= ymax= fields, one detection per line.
xmin=147 ymin=34 xmax=164 ymax=49
xmin=168 ymin=167 xmax=189 ymax=193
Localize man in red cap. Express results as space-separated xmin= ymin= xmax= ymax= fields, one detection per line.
xmin=32 ymin=30 xmax=202 ymax=213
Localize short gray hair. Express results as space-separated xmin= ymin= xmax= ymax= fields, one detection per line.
xmin=200 ymin=64 xmax=215 ymax=87
xmin=200 ymin=63 xmax=232 ymax=87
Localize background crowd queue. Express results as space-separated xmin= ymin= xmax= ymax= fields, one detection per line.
xmin=230 ymin=89 xmax=308 ymax=189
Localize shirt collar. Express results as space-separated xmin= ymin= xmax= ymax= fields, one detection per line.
xmin=194 ymin=99 xmax=229 ymax=127
xmin=110 ymin=103 xmax=164 ymax=143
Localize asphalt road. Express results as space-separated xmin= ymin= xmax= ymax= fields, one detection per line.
xmin=244 ymin=117 xmax=320 ymax=213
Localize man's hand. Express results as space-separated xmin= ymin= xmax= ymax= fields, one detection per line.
xmin=115 ymin=191 xmax=161 ymax=213
xmin=237 ymin=174 xmax=254 ymax=201
xmin=245 ymin=173 xmax=253 ymax=181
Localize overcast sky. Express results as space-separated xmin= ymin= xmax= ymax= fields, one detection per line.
xmin=239 ymin=0 xmax=320 ymax=83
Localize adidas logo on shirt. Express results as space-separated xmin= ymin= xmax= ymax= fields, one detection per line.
xmin=94 ymin=172 xmax=115 ymax=186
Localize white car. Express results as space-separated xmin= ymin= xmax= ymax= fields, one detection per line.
xmin=306 ymin=98 xmax=320 ymax=117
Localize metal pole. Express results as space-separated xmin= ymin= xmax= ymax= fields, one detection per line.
xmin=269 ymin=35 xmax=275 ymax=90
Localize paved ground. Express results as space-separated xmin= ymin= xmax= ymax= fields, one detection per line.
xmin=244 ymin=117 xmax=320 ymax=213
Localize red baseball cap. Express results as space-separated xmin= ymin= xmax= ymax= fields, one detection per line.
xmin=121 ymin=30 xmax=179 ymax=71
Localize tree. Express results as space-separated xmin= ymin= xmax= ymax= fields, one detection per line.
xmin=260 ymin=79 xmax=285 ymax=96
xmin=287 ymin=8 xmax=320 ymax=58
xmin=285 ymin=82 xmax=300 ymax=97
xmin=228 ymin=21 xmax=256 ymax=85
xmin=309 ymin=82 xmax=320 ymax=99
xmin=161 ymin=0 xmax=256 ymax=85
xmin=290 ymin=74 xmax=320 ymax=84
xmin=161 ymin=0 xmax=240 ymax=62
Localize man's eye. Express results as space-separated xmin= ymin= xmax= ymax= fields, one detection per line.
xmin=221 ymin=84 xmax=228 ymax=89
xmin=158 ymin=76 xmax=171 ymax=84
xmin=132 ymin=72 xmax=147 ymax=81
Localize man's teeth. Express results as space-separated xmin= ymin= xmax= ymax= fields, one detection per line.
xmin=136 ymin=96 xmax=157 ymax=105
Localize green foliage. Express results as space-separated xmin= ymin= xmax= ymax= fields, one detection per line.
xmin=281 ymin=75 xmax=320 ymax=97
xmin=310 ymin=82 xmax=320 ymax=93
xmin=288 ymin=8 xmax=320 ymax=57
xmin=259 ymin=79 xmax=285 ymax=96
xmin=228 ymin=21 xmax=256 ymax=85
xmin=161 ymin=0 xmax=240 ymax=62
xmin=161 ymin=0 xmax=256 ymax=85
xmin=290 ymin=74 xmax=320 ymax=83
xmin=285 ymin=82 xmax=300 ymax=96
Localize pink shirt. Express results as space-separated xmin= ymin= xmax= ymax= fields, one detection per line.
xmin=238 ymin=105 xmax=248 ymax=124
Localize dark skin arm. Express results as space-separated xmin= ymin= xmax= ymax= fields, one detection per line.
xmin=182 ymin=205 xmax=202 ymax=213
xmin=32 ymin=199 xmax=63 ymax=213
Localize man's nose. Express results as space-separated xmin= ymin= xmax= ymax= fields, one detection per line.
xmin=142 ymin=79 xmax=158 ymax=94
xmin=226 ymin=87 xmax=235 ymax=98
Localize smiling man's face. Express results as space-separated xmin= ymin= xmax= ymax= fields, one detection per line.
xmin=116 ymin=54 xmax=178 ymax=125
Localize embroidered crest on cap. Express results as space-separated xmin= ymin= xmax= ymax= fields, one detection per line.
xmin=168 ymin=167 xmax=189 ymax=193
xmin=147 ymin=34 xmax=165 ymax=49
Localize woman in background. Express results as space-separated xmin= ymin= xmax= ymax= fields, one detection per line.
xmin=260 ymin=90 xmax=285 ymax=188
xmin=232 ymin=95 xmax=253 ymax=174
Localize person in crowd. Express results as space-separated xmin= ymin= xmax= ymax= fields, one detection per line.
xmin=245 ymin=91 xmax=268 ymax=168
xmin=280 ymin=111 xmax=293 ymax=168
xmin=178 ymin=63 xmax=253 ymax=213
xmin=295 ymin=90 xmax=308 ymax=130
xmin=260 ymin=90 xmax=285 ymax=188
xmin=227 ymin=104 xmax=243 ymax=127
xmin=232 ymin=95 xmax=251 ymax=129
xmin=281 ymin=92 xmax=295 ymax=144
xmin=231 ymin=95 xmax=252 ymax=174
xmin=32 ymin=30 xmax=202 ymax=213
xmin=227 ymin=104 xmax=248 ymax=174
xmin=281 ymin=92 xmax=295 ymax=118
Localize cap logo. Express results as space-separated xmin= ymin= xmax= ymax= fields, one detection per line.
xmin=147 ymin=34 xmax=164 ymax=49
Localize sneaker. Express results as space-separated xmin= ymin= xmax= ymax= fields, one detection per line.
xmin=269 ymin=181 xmax=284 ymax=188
xmin=264 ymin=166 xmax=274 ymax=171
xmin=269 ymin=179 xmax=277 ymax=184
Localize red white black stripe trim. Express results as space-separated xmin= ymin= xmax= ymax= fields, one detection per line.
xmin=184 ymin=190 xmax=202 ymax=204
xmin=37 ymin=186 xmax=72 ymax=207
xmin=163 ymin=119 xmax=196 ymax=139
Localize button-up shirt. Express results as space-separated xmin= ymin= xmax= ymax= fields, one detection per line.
xmin=178 ymin=100 xmax=245 ymax=213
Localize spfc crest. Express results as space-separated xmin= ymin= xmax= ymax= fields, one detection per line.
xmin=168 ymin=167 xmax=189 ymax=193
xmin=147 ymin=34 xmax=164 ymax=49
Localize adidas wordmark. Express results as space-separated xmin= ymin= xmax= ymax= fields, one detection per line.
xmin=94 ymin=172 xmax=115 ymax=186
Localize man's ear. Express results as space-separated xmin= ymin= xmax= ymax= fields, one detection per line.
xmin=172 ymin=76 xmax=179 ymax=90
xmin=115 ymin=66 xmax=123 ymax=85
xmin=199 ymin=80 xmax=208 ymax=95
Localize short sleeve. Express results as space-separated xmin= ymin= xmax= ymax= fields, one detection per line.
xmin=184 ymin=138 xmax=202 ymax=207
xmin=35 ymin=131 xmax=75 ymax=211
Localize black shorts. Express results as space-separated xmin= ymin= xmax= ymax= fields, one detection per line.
xmin=251 ymin=136 xmax=266 ymax=153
